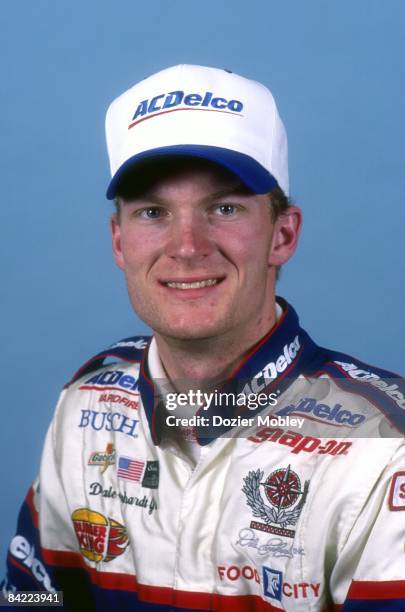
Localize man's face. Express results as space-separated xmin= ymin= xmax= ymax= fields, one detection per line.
xmin=111 ymin=159 xmax=300 ymax=345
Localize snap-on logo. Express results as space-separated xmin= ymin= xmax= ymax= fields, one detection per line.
xmin=248 ymin=427 xmax=352 ymax=456
xmin=129 ymin=90 xmax=244 ymax=128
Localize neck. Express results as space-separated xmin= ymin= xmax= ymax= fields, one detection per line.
xmin=154 ymin=304 xmax=278 ymax=392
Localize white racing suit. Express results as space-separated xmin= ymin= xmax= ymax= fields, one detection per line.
xmin=2 ymin=298 xmax=405 ymax=611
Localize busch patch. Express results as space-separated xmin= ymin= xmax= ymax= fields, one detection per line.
xmin=78 ymin=409 xmax=139 ymax=438
xmin=242 ymin=466 xmax=309 ymax=539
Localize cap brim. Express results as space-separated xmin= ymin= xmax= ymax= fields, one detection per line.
xmin=106 ymin=145 xmax=277 ymax=199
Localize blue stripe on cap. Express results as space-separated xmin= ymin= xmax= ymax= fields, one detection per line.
xmin=106 ymin=145 xmax=278 ymax=199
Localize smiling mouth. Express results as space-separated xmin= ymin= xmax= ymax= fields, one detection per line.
xmin=163 ymin=278 xmax=223 ymax=290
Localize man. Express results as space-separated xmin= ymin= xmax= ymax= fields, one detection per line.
xmin=2 ymin=65 xmax=404 ymax=611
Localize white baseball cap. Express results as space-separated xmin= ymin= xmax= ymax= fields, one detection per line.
xmin=105 ymin=64 xmax=289 ymax=199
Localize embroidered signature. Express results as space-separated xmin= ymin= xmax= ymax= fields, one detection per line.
xmin=236 ymin=528 xmax=305 ymax=558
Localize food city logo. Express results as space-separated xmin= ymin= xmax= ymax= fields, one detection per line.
xmin=217 ymin=564 xmax=260 ymax=584
xmin=88 ymin=443 xmax=116 ymax=473
xmin=276 ymin=398 xmax=366 ymax=428
xmin=128 ymin=90 xmax=244 ymax=128
xmin=262 ymin=567 xmax=320 ymax=601
xmin=217 ymin=564 xmax=320 ymax=600
xmin=242 ymin=466 xmax=309 ymax=539
xmin=71 ymin=508 xmax=129 ymax=563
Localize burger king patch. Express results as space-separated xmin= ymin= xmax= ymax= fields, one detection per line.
xmin=72 ymin=508 xmax=129 ymax=562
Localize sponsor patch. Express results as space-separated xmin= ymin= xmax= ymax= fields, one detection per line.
xmin=262 ymin=567 xmax=320 ymax=599
xmin=242 ymin=465 xmax=309 ymax=539
xmin=109 ymin=339 xmax=148 ymax=350
xmin=262 ymin=567 xmax=282 ymax=601
xmin=217 ymin=565 xmax=260 ymax=583
xmin=334 ymin=361 xmax=405 ymax=410
xmin=129 ymin=90 xmax=244 ymax=128
xmin=98 ymin=392 xmax=139 ymax=410
xmin=8 ymin=536 xmax=55 ymax=592
xmin=142 ymin=461 xmax=160 ymax=489
xmin=80 ymin=369 xmax=140 ymax=394
xmin=242 ymin=336 xmax=301 ymax=396
xmin=88 ymin=443 xmax=116 ymax=473
xmin=276 ymin=398 xmax=366 ymax=427
xmin=248 ymin=427 xmax=352 ymax=456
xmin=78 ymin=410 xmax=139 ymax=438
xmin=71 ymin=508 xmax=129 ymax=562
xmin=389 ymin=472 xmax=405 ymax=511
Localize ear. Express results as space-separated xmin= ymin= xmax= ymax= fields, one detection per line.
xmin=268 ymin=206 xmax=302 ymax=267
xmin=110 ymin=213 xmax=125 ymax=270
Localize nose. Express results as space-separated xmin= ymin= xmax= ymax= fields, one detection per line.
xmin=164 ymin=210 xmax=213 ymax=263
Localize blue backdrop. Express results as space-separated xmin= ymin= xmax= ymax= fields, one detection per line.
xmin=1 ymin=0 xmax=404 ymax=563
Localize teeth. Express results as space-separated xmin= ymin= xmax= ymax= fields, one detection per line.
xmin=166 ymin=279 xmax=218 ymax=289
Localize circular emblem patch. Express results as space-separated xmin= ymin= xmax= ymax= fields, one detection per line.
xmin=262 ymin=466 xmax=302 ymax=509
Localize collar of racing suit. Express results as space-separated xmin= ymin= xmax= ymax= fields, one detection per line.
xmin=67 ymin=296 xmax=405 ymax=440
xmin=138 ymin=297 xmax=322 ymax=445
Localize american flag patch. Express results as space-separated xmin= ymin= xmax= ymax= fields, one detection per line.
xmin=117 ymin=456 xmax=145 ymax=482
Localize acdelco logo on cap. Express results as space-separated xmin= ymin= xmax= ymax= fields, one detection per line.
xmin=72 ymin=508 xmax=129 ymax=562
xmin=129 ymin=90 xmax=244 ymax=128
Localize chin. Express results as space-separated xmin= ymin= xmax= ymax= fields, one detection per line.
xmin=154 ymin=317 xmax=228 ymax=342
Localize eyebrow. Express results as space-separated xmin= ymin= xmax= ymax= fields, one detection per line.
xmin=120 ymin=183 xmax=254 ymax=207
xmin=201 ymin=185 xmax=254 ymax=202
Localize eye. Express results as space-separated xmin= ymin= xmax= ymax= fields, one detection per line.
xmin=214 ymin=204 xmax=238 ymax=216
xmin=138 ymin=206 xmax=164 ymax=219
